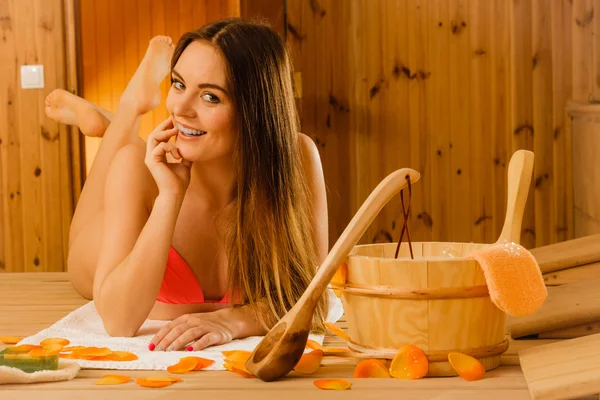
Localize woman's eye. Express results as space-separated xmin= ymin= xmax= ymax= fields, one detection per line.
xmin=202 ymin=93 xmax=220 ymax=104
xmin=172 ymin=80 xmax=185 ymax=90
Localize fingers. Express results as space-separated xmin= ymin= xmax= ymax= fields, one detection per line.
xmin=188 ymin=330 xmax=230 ymax=351
xmin=149 ymin=315 xmax=188 ymax=351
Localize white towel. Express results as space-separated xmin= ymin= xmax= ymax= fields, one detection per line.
xmin=18 ymin=289 xmax=344 ymax=371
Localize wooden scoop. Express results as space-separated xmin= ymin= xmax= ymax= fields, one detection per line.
xmin=245 ymin=168 xmax=420 ymax=381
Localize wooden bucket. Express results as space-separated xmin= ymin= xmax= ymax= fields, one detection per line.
xmin=337 ymin=241 xmax=508 ymax=377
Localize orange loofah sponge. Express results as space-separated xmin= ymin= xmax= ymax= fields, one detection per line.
xmin=471 ymin=242 xmax=547 ymax=317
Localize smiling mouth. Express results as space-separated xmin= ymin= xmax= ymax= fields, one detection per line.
xmin=177 ymin=123 xmax=207 ymax=137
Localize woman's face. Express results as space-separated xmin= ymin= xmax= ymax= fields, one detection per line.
xmin=167 ymin=40 xmax=237 ymax=162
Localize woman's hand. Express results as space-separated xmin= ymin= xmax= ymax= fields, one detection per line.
xmin=145 ymin=117 xmax=192 ymax=197
xmin=150 ymin=310 xmax=240 ymax=352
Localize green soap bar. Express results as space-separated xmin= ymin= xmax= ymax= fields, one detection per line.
xmin=0 ymin=348 xmax=59 ymax=373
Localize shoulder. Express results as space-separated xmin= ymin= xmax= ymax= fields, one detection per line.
xmin=298 ymin=133 xmax=323 ymax=172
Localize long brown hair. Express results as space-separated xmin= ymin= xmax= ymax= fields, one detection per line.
xmin=172 ymin=19 xmax=328 ymax=331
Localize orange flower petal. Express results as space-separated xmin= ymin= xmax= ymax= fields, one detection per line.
xmin=95 ymin=375 xmax=131 ymax=385
xmin=222 ymin=350 xmax=251 ymax=364
xmin=0 ymin=336 xmax=23 ymax=344
xmin=40 ymin=338 xmax=70 ymax=347
xmin=313 ymin=378 xmax=352 ymax=390
xmin=331 ymin=263 xmax=348 ymax=297
xmin=223 ymin=362 xmax=254 ymax=378
xmin=167 ymin=357 xmax=199 ymax=374
xmin=61 ymin=346 xmax=86 ymax=352
xmin=135 ymin=378 xmax=173 ymax=388
xmin=294 ymin=349 xmax=323 ymax=374
xmin=178 ymin=356 xmax=214 ymax=371
xmin=306 ymin=340 xmax=324 ymax=351
xmin=323 ymin=348 xmax=352 ymax=356
xmin=29 ymin=343 xmax=64 ymax=357
xmin=324 ymin=322 xmax=350 ymax=342
xmin=7 ymin=345 xmax=42 ymax=353
xmin=77 ymin=347 xmax=112 ymax=357
xmin=107 ymin=351 xmax=139 ymax=362
xmin=448 ymin=352 xmax=485 ymax=381
xmin=145 ymin=376 xmax=182 ymax=383
xmin=353 ymin=359 xmax=391 ymax=378
xmin=389 ymin=345 xmax=428 ymax=379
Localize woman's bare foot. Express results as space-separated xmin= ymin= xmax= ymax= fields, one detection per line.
xmin=45 ymin=89 xmax=110 ymax=138
xmin=120 ymin=36 xmax=174 ymax=115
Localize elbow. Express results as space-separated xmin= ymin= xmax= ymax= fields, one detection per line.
xmin=103 ymin=319 xmax=138 ymax=338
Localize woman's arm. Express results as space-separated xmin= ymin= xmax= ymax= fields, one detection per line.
xmin=299 ymin=133 xmax=329 ymax=262
xmin=92 ymin=144 xmax=182 ymax=337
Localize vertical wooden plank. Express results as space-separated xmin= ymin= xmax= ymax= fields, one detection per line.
xmin=407 ymin=0 xmax=432 ymax=242
xmin=192 ymin=0 xmax=207 ymax=29
xmin=448 ymin=0 xmax=471 ymax=243
xmin=509 ymin=0 xmax=535 ymax=248
xmin=532 ymin=0 xmax=554 ymax=247
xmin=427 ymin=0 xmax=451 ymax=242
xmin=63 ymin=0 xmax=81 ymax=254
xmin=109 ymin=0 xmax=125 ymax=118
xmin=468 ymin=0 xmax=492 ymax=243
xmin=594 ymin=0 xmax=600 ymax=101
xmin=489 ymin=0 xmax=511 ymax=242
xmin=179 ymin=0 xmax=193 ymax=33
xmin=137 ymin=0 xmax=153 ymax=140
xmin=36 ymin=0 xmax=66 ymax=271
xmin=572 ymin=0 xmax=594 ymax=102
xmin=80 ymin=0 xmax=98 ymax=174
xmin=552 ymin=0 xmax=574 ymax=243
xmin=14 ymin=0 xmax=44 ymax=272
xmin=0 ymin=0 xmax=25 ymax=272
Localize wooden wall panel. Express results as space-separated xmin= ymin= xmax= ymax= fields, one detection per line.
xmin=80 ymin=0 xmax=240 ymax=172
xmin=0 ymin=0 xmax=76 ymax=272
xmin=289 ymin=0 xmax=595 ymax=248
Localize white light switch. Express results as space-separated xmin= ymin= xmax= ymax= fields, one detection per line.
xmin=20 ymin=65 xmax=45 ymax=89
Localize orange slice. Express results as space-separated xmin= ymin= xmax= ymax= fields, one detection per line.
xmin=95 ymin=375 xmax=131 ymax=385
xmin=135 ymin=378 xmax=173 ymax=388
xmin=294 ymin=349 xmax=323 ymax=374
xmin=353 ymin=359 xmax=391 ymax=378
xmin=77 ymin=347 xmax=112 ymax=358
xmin=61 ymin=346 xmax=86 ymax=352
xmin=313 ymin=378 xmax=352 ymax=390
xmin=323 ymin=347 xmax=351 ymax=356
xmin=40 ymin=338 xmax=70 ymax=347
xmin=389 ymin=345 xmax=428 ymax=379
xmin=324 ymin=322 xmax=350 ymax=342
xmin=0 ymin=336 xmax=22 ymax=344
xmin=106 ymin=351 xmax=139 ymax=362
xmin=167 ymin=357 xmax=199 ymax=374
xmin=448 ymin=352 xmax=485 ymax=381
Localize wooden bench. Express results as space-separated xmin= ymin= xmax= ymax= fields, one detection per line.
xmin=0 ymin=273 xmax=531 ymax=399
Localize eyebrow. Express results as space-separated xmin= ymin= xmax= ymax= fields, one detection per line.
xmin=171 ymin=70 xmax=228 ymax=96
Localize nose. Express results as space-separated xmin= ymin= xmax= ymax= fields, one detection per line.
xmin=171 ymin=92 xmax=197 ymax=119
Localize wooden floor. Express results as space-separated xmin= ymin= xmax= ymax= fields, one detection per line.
xmin=0 ymin=273 xmax=537 ymax=399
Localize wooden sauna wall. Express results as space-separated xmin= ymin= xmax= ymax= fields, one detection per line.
xmin=0 ymin=0 xmax=79 ymax=272
xmin=79 ymin=0 xmax=240 ymax=172
xmin=287 ymin=0 xmax=598 ymax=249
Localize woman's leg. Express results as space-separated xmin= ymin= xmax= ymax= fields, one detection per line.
xmin=66 ymin=36 xmax=173 ymax=299
xmin=45 ymin=89 xmax=114 ymax=137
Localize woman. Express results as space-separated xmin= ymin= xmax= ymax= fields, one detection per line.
xmin=45 ymin=19 xmax=329 ymax=352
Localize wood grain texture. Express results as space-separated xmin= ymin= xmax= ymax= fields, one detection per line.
xmin=0 ymin=0 xmax=76 ymax=273
xmin=508 ymin=277 xmax=600 ymax=338
xmin=287 ymin=0 xmax=590 ymax=251
xmin=530 ymin=233 xmax=600 ymax=273
xmin=520 ymin=333 xmax=600 ymax=400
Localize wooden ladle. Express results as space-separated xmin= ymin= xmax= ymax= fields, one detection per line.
xmin=245 ymin=168 xmax=421 ymax=381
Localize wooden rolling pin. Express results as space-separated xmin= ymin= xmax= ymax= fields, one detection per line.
xmin=531 ymin=233 xmax=600 ymax=274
